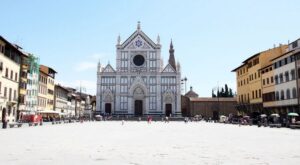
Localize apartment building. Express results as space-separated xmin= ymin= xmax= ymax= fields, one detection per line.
xmin=38 ymin=65 xmax=56 ymax=112
xmin=0 ymin=36 xmax=25 ymax=122
xmin=272 ymin=50 xmax=298 ymax=114
xmin=54 ymin=84 xmax=70 ymax=116
xmin=232 ymin=45 xmax=287 ymax=116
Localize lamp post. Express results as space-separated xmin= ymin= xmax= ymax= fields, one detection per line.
xmin=181 ymin=77 xmax=187 ymax=94
xmin=213 ymin=84 xmax=220 ymax=120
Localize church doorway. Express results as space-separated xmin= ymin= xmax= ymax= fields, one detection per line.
xmin=134 ymin=100 xmax=143 ymax=116
xmin=165 ymin=104 xmax=172 ymax=117
xmin=105 ymin=103 xmax=112 ymax=114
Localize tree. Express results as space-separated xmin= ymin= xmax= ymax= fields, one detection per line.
xmin=221 ymin=88 xmax=225 ymax=97
xmin=212 ymin=84 xmax=235 ymax=98
xmin=225 ymin=84 xmax=229 ymax=97
xmin=229 ymin=89 xmax=233 ymax=97
xmin=212 ymin=89 xmax=217 ymax=97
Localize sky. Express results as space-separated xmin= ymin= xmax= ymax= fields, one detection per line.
xmin=1 ymin=0 xmax=300 ymax=96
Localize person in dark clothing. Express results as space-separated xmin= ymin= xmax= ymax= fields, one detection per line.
xmin=2 ymin=108 xmax=7 ymax=129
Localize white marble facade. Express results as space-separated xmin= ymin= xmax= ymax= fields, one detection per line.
xmin=96 ymin=23 xmax=181 ymax=116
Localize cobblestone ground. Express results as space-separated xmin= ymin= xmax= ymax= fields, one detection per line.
xmin=0 ymin=121 xmax=300 ymax=165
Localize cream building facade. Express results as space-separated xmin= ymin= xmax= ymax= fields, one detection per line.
xmin=272 ymin=50 xmax=298 ymax=113
xmin=0 ymin=36 xmax=24 ymax=122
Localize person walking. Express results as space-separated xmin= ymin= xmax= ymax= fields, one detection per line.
xmin=147 ymin=116 xmax=152 ymax=124
xmin=165 ymin=116 xmax=169 ymax=123
xmin=2 ymin=108 xmax=7 ymax=129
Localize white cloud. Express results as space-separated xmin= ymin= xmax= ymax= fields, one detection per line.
xmin=74 ymin=52 xmax=114 ymax=72
xmin=55 ymin=79 xmax=96 ymax=95
xmin=75 ymin=61 xmax=97 ymax=72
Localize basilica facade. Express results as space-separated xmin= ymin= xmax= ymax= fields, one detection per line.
xmin=96 ymin=23 xmax=181 ymax=116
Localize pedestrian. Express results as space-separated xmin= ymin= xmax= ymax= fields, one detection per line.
xmin=292 ymin=117 xmax=296 ymax=124
xmin=2 ymin=108 xmax=7 ymax=129
xmin=184 ymin=117 xmax=188 ymax=123
xmin=122 ymin=119 xmax=125 ymax=125
xmin=147 ymin=116 xmax=152 ymax=124
xmin=165 ymin=116 xmax=169 ymax=123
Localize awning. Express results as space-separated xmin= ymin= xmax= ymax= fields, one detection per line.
xmin=38 ymin=110 xmax=60 ymax=114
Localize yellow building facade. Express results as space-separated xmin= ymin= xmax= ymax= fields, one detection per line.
xmin=261 ymin=64 xmax=276 ymax=109
xmin=38 ymin=65 xmax=56 ymax=112
xmin=232 ymin=45 xmax=287 ymax=116
xmin=18 ymin=53 xmax=29 ymax=113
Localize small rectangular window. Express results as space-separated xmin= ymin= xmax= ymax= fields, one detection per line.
xmin=10 ymin=70 xmax=13 ymax=80
xmin=5 ymin=68 xmax=8 ymax=77
xmin=15 ymin=73 xmax=18 ymax=81
xmin=292 ymin=41 xmax=298 ymax=48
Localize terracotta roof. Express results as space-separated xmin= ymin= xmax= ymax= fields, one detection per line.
xmin=190 ymin=97 xmax=237 ymax=102
xmin=231 ymin=63 xmax=247 ymax=72
xmin=0 ymin=35 xmax=26 ymax=57
xmin=271 ymin=49 xmax=300 ymax=62
xmin=40 ymin=65 xmax=57 ymax=73
xmin=242 ymin=53 xmax=260 ymax=63
xmin=55 ymin=84 xmax=70 ymax=93
xmin=184 ymin=87 xmax=199 ymax=98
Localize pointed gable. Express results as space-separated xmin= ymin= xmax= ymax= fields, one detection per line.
xmin=120 ymin=30 xmax=158 ymax=50
xmin=162 ymin=64 xmax=176 ymax=73
xmin=102 ymin=64 xmax=116 ymax=73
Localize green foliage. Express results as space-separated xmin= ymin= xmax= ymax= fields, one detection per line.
xmin=212 ymin=84 xmax=234 ymax=97
xmin=212 ymin=89 xmax=217 ymax=97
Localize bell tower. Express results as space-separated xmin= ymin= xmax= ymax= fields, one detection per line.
xmin=168 ymin=40 xmax=176 ymax=70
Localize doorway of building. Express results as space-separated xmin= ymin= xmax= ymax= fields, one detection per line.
xmin=213 ymin=111 xmax=219 ymax=120
xmin=165 ymin=104 xmax=172 ymax=117
xmin=105 ymin=103 xmax=111 ymax=114
xmin=134 ymin=100 xmax=143 ymax=116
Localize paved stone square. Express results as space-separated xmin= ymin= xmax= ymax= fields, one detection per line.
xmin=0 ymin=121 xmax=299 ymax=165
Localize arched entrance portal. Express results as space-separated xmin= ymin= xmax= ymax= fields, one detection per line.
xmin=134 ymin=100 xmax=143 ymax=116
xmin=105 ymin=103 xmax=112 ymax=114
xmin=131 ymin=86 xmax=145 ymax=116
xmin=165 ymin=104 xmax=172 ymax=117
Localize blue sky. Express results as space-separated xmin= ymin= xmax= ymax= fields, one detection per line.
xmin=1 ymin=0 xmax=300 ymax=96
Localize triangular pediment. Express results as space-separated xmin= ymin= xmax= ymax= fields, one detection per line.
xmin=131 ymin=76 xmax=145 ymax=85
xmin=162 ymin=64 xmax=176 ymax=73
xmin=129 ymin=76 xmax=148 ymax=95
xmin=121 ymin=30 xmax=158 ymax=50
xmin=102 ymin=64 xmax=116 ymax=73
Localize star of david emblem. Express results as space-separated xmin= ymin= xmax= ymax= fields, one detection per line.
xmin=135 ymin=40 xmax=143 ymax=47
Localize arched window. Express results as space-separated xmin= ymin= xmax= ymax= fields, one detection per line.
xmin=286 ymin=89 xmax=291 ymax=99
xmin=275 ymin=75 xmax=279 ymax=84
xmin=291 ymin=69 xmax=296 ymax=80
xmin=285 ymin=71 xmax=289 ymax=82
xmin=281 ymin=90 xmax=285 ymax=100
xmin=275 ymin=91 xmax=279 ymax=100
xmin=293 ymin=88 xmax=297 ymax=98
xmin=279 ymin=73 xmax=284 ymax=83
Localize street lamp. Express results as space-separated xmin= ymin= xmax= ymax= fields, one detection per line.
xmin=181 ymin=77 xmax=187 ymax=94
